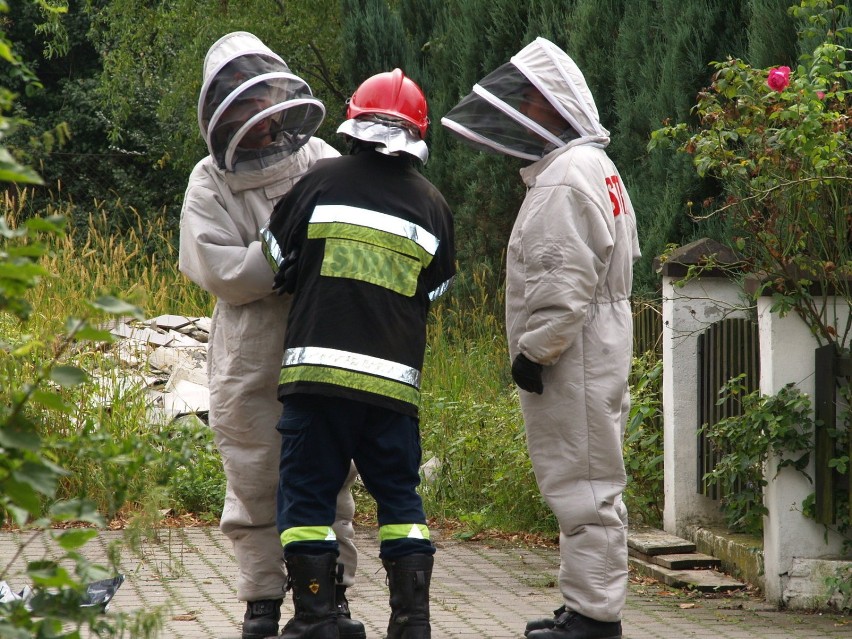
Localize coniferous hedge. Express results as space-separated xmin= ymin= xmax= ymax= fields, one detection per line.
xmin=5 ymin=0 xmax=819 ymax=295
xmin=337 ymin=0 xmax=811 ymax=295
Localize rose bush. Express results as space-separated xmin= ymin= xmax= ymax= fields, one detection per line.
xmin=649 ymin=1 xmax=852 ymax=595
xmin=650 ymin=0 xmax=852 ymax=351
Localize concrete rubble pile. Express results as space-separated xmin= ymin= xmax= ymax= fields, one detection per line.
xmin=93 ymin=314 xmax=212 ymax=424
xmin=93 ymin=314 xmax=441 ymax=482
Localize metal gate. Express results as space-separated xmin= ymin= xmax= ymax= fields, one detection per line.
xmin=633 ymin=300 xmax=662 ymax=356
xmin=814 ymin=345 xmax=852 ymax=524
xmin=696 ymin=317 xmax=761 ymax=498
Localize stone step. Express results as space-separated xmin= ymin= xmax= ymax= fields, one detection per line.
xmin=628 ymin=548 xmax=722 ymax=570
xmin=628 ymin=555 xmax=747 ymax=592
xmin=627 ymin=527 xmax=696 ymax=556
xmin=627 ymin=527 xmax=746 ymax=593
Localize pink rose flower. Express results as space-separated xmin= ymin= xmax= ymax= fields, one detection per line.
xmin=817 ymin=91 xmax=826 ymax=100
xmin=767 ymin=66 xmax=791 ymax=92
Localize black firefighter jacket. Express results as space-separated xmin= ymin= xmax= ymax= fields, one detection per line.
xmin=262 ymin=148 xmax=456 ymax=417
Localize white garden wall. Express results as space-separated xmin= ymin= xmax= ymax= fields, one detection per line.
xmin=658 ymin=238 xmax=851 ymax=609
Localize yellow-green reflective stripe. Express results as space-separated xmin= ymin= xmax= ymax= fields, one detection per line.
xmin=321 ymin=237 xmax=419 ymax=297
xmin=280 ymin=526 xmax=337 ymax=547
xmin=280 ymin=365 xmax=420 ymax=406
xmin=379 ymin=523 xmax=430 ymax=542
xmin=311 ymin=204 xmax=439 ymax=255
xmin=309 ymin=222 xmax=434 ymax=267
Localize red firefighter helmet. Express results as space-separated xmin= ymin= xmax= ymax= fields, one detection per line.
xmin=346 ymin=68 xmax=429 ymax=139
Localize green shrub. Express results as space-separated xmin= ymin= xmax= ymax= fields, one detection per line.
xmin=159 ymin=416 xmax=226 ymax=520
xmin=421 ymin=390 xmax=556 ymax=536
xmin=701 ymin=377 xmax=814 ymax=534
xmin=649 ymin=0 xmax=852 ymax=350
xmin=624 ymin=353 xmax=664 ymax=528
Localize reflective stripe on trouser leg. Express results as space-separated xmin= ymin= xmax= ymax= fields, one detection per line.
xmin=277 ymin=396 xmax=358 ymax=552
xmin=281 ymin=525 xmax=337 ymax=547
xmin=379 ymin=524 xmax=431 ymax=542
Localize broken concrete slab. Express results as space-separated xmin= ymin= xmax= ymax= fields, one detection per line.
xmin=148 ymin=315 xmax=197 ymax=331
xmin=88 ymin=314 xmax=214 ymax=423
xmin=111 ymin=339 xmax=150 ymax=367
xmin=148 ymin=346 xmax=207 ymax=377
xmin=166 ymin=363 xmax=208 ymax=390
xmin=108 ymin=323 xmax=173 ymax=347
xmin=188 ymin=317 xmax=211 ymax=332
xmin=87 ymin=373 xmax=151 ymax=408
xmin=164 ymin=329 xmax=206 ymax=348
xmin=149 ymin=381 xmax=210 ymax=420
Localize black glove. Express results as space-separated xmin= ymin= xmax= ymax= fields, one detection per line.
xmin=273 ymin=249 xmax=299 ymax=295
xmin=511 ymin=353 xmax=543 ymax=394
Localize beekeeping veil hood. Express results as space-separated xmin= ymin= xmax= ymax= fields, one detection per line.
xmin=441 ymin=37 xmax=609 ymax=161
xmin=198 ymin=31 xmax=326 ymax=172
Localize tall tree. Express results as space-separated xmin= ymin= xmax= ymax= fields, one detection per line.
xmin=523 ymin=0 xmax=577 ymax=45
xmin=607 ymin=0 xmax=753 ymax=293
xmin=748 ymin=0 xmax=798 ymax=67
xmin=422 ymin=0 xmax=532 ymax=270
xmin=397 ymin=0 xmax=444 ymax=104
xmin=339 ymin=0 xmax=412 ymax=96
xmin=88 ymin=0 xmax=344 ymax=183
xmin=564 ymin=0 xmax=625 ymax=134
xmin=2 ymin=0 xmax=172 ymax=223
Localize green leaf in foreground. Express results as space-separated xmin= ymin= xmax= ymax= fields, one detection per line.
xmin=89 ymin=295 xmax=144 ymax=319
xmin=49 ymin=365 xmax=89 ymax=387
xmin=55 ymin=528 xmax=99 ymax=551
xmin=49 ymin=498 xmax=105 ymax=527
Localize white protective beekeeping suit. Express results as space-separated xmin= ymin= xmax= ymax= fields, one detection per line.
xmin=179 ymin=31 xmax=358 ymax=603
xmin=443 ymin=37 xmax=641 ymax=623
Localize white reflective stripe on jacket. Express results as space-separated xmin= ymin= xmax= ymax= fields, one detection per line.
xmin=178 ymin=138 xmax=361 ymax=601
xmin=506 ymin=139 xmax=640 ymax=623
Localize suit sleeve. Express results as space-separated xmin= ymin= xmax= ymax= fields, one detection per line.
xmin=179 ymin=181 xmax=275 ymax=306
xmin=517 ymin=183 xmax=614 ymax=365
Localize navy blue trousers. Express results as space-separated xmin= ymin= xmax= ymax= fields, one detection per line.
xmin=276 ymin=394 xmax=434 ymax=559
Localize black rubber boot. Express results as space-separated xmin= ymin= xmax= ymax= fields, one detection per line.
xmin=335 ymin=585 xmax=366 ymax=639
xmin=280 ymin=553 xmax=339 ymax=639
xmin=524 ymin=605 xmax=565 ymax=636
xmin=526 ymin=609 xmax=622 ymax=639
xmin=383 ymin=553 xmax=433 ymax=639
xmin=242 ymin=598 xmax=283 ymax=639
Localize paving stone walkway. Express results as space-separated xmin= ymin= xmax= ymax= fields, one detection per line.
xmin=0 ymin=525 xmax=848 ymax=638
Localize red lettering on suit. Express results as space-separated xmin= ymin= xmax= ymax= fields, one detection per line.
xmin=605 ymin=175 xmax=626 ymax=217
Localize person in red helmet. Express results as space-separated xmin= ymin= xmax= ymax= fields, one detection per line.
xmin=179 ymin=32 xmax=364 ymax=639
xmin=260 ymin=68 xmax=455 ymax=639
